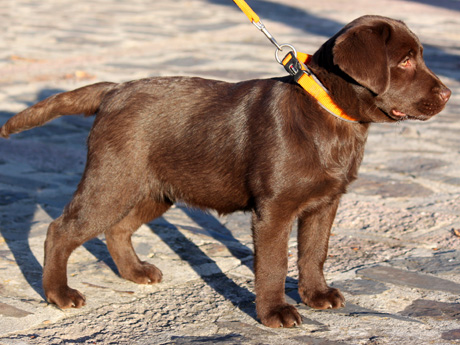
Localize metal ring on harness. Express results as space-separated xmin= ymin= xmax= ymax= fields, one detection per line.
xmin=275 ymin=44 xmax=297 ymax=64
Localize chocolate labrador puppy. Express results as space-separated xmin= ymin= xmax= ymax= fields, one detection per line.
xmin=0 ymin=15 xmax=451 ymax=328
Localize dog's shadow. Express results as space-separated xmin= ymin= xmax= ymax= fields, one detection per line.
xmin=84 ymin=206 xmax=263 ymax=318
xmin=151 ymin=209 xmax=258 ymax=318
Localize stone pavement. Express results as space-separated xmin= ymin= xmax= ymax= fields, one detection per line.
xmin=0 ymin=0 xmax=460 ymax=344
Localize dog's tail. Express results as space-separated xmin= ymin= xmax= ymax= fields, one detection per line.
xmin=0 ymin=82 xmax=117 ymax=139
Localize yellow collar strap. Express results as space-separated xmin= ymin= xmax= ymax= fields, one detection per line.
xmin=282 ymin=51 xmax=359 ymax=123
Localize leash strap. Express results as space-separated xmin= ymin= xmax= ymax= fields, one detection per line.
xmin=233 ymin=0 xmax=260 ymax=23
xmin=233 ymin=0 xmax=283 ymax=51
xmin=233 ymin=0 xmax=359 ymax=123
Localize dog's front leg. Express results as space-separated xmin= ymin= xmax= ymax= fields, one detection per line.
xmin=297 ymin=197 xmax=345 ymax=309
xmin=252 ymin=208 xmax=302 ymax=328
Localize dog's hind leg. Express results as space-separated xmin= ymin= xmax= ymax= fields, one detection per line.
xmin=42 ymin=209 xmax=119 ymax=309
xmin=42 ymin=162 xmax=152 ymax=308
xmin=43 ymin=214 xmax=91 ymax=309
xmin=105 ymin=199 xmax=171 ymax=284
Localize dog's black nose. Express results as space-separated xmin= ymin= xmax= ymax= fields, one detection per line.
xmin=440 ymin=87 xmax=452 ymax=103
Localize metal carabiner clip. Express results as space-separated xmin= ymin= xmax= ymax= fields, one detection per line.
xmin=252 ymin=20 xmax=282 ymax=50
xmin=252 ymin=21 xmax=297 ymax=65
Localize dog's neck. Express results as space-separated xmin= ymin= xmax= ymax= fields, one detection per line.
xmin=311 ymin=46 xmax=389 ymax=123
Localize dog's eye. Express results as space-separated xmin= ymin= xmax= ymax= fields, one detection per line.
xmin=400 ymin=57 xmax=412 ymax=68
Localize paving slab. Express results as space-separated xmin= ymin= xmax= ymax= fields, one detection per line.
xmin=357 ymin=266 xmax=460 ymax=294
xmin=1 ymin=0 xmax=460 ymax=344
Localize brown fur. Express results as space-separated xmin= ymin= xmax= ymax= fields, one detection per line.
xmin=0 ymin=15 xmax=450 ymax=328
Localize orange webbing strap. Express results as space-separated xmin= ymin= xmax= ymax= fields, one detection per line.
xmin=233 ymin=0 xmax=260 ymax=23
xmin=296 ymin=52 xmax=312 ymax=66
xmin=282 ymin=52 xmax=359 ymax=123
xmin=296 ymin=74 xmax=358 ymax=122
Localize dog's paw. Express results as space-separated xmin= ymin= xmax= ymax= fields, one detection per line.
xmin=46 ymin=286 xmax=86 ymax=309
xmin=121 ymin=261 xmax=163 ymax=284
xmin=301 ymin=287 xmax=345 ymax=310
xmin=258 ymin=303 xmax=302 ymax=328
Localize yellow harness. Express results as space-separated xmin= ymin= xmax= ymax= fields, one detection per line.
xmin=233 ymin=0 xmax=359 ymax=123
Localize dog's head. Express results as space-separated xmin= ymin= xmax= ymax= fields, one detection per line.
xmin=314 ymin=15 xmax=451 ymax=122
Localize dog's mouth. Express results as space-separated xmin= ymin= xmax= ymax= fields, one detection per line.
xmin=391 ymin=109 xmax=406 ymax=118
xmin=380 ymin=108 xmax=409 ymax=122
xmin=381 ymin=108 xmax=433 ymax=122
xmin=381 ymin=96 xmax=449 ymax=122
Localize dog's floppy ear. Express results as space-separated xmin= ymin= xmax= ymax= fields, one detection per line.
xmin=333 ymin=23 xmax=391 ymax=95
